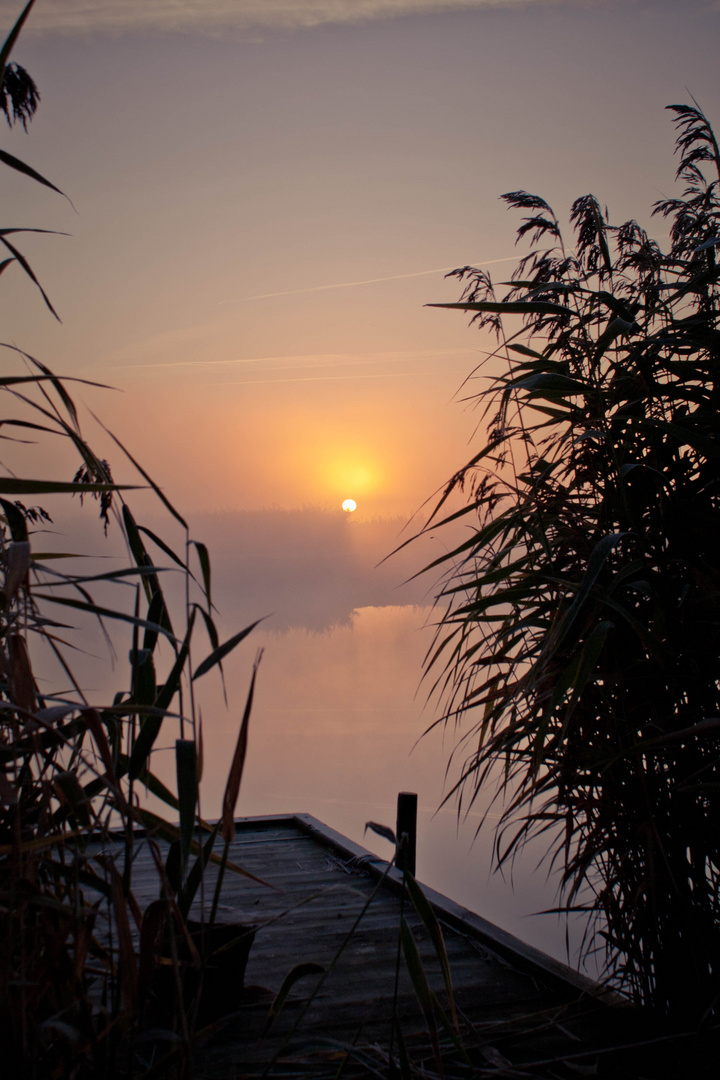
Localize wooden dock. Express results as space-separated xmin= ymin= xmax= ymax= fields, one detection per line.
xmin=120 ymin=812 xmax=647 ymax=1078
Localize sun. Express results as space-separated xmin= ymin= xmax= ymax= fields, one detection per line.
xmin=342 ymin=499 xmax=357 ymax=513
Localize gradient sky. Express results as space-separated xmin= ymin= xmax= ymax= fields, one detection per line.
xmin=5 ymin=0 xmax=720 ymax=517
xmin=4 ymin=0 xmax=720 ymax=962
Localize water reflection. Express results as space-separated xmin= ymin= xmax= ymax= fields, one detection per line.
xmin=199 ymin=604 xmax=589 ymax=971
xmin=35 ymin=505 xmax=592 ymax=974
xmin=203 ymin=507 xmax=441 ymax=631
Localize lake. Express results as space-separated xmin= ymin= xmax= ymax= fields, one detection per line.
xmin=35 ymin=501 xmax=597 ymax=978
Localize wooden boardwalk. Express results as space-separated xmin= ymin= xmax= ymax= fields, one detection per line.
xmin=122 ymin=813 xmax=641 ymax=1078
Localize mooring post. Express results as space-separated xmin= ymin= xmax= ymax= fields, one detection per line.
xmin=395 ymin=791 xmax=417 ymax=877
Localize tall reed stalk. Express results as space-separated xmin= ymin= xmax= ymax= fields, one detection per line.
xmin=0 ymin=5 xmax=261 ymax=1075
xmin=421 ymin=100 xmax=720 ymax=1029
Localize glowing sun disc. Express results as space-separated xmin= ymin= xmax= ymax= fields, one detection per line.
xmin=342 ymin=499 xmax=357 ymax=512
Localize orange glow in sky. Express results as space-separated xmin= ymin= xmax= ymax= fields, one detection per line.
xmin=321 ymin=455 xmax=376 ymax=499
xmin=6 ymin=1 xmax=714 ymax=525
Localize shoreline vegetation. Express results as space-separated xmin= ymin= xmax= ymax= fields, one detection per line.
xmin=1 ymin=1 xmax=718 ymax=1075
xmin=419 ymin=96 xmax=720 ymax=1040
xmin=1 ymin=3 xmax=267 ymax=1074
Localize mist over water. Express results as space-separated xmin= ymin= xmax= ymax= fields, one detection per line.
xmin=199 ymin=602 xmax=584 ymax=969
xmin=188 ymin=507 xmax=595 ymax=969
xmin=32 ymin=501 xmax=593 ymax=971
xmin=202 ymin=506 xmax=440 ymax=632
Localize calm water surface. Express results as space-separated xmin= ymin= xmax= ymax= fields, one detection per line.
xmin=40 ymin=507 xmax=595 ymax=976
xmin=200 ymin=603 xmax=594 ymax=974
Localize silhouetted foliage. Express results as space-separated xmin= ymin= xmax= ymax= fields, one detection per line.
xmin=0 ymin=5 xmax=263 ymax=1076
xmin=1 ymin=60 xmax=38 ymax=129
xmin=425 ymin=101 xmax=720 ymax=1030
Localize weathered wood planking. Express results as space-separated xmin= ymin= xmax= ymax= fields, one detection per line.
xmin=99 ymin=814 xmax=633 ymax=1076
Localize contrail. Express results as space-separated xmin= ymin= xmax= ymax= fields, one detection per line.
xmin=236 ymin=256 xmax=519 ymax=302
xmin=211 ymin=371 xmax=413 ymax=386
xmin=105 ymin=348 xmax=477 ymax=374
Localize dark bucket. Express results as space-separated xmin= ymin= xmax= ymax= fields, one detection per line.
xmin=149 ymin=918 xmax=256 ymax=1028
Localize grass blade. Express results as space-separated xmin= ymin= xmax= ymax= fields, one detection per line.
xmin=262 ymin=963 xmax=325 ymax=1039
xmin=399 ymin=917 xmax=444 ymax=1078
xmin=222 ymin=650 xmax=262 ymax=842
xmin=0 ymin=1 xmax=37 ymax=80
xmin=176 ymin=738 xmax=198 ymax=876
xmin=403 ymin=870 xmax=458 ymax=1030
xmin=0 ymin=478 xmax=138 ymax=495
xmin=192 ymin=619 xmax=263 ymax=681
xmin=1 ymin=234 xmax=61 ymax=317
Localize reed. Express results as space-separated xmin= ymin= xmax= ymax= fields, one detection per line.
xmin=0 ymin=5 xmax=261 ymax=1075
xmin=420 ymin=100 xmax=720 ymax=1031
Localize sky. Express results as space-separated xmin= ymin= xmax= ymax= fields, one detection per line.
xmin=3 ymin=0 xmax=720 ymax=965
xmin=6 ymin=0 xmax=720 ymax=520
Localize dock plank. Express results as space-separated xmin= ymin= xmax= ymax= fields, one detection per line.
xmin=91 ymin=815 xmax=637 ymax=1077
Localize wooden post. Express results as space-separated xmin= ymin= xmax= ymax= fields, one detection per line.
xmin=395 ymin=791 xmax=417 ymax=877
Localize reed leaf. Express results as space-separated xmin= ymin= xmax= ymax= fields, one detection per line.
xmin=192 ymin=619 xmax=262 ymax=681
xmin=422 ymin=100 xmax=720 ymax=1026
xmin=0 ymin=150 xmax=67 ymax=199
xmin=97 ymin=415 xmax=188 ymax=530
xmin=139 ymin=523 xmax=191 ymax=573
xmin=176 ymin=738 xmax=198 ymax=876
xmin=0 ymin=7 xmax=262 ymax=1072
xmin=0 ymin=478 xmax=137 ymax=495
xmin=364 ymin=820 xmax=396 ymax=845
xmin=0 ymin=233 xmax=61 ymax=317
xmin=403 ymin=870 xmax=458 ymax=1031
xmin=399 ymin=917 xmax=444 ymax=1078
xmin=193 ymin=539 xmax=212 ymax=609
xmin=0 ymin=0 xmax=36 ymax=77
xmin=222 ymin=650 xmax=262 ymax=842
xmin=262 ymin=962 xmax=325 ymax=1039
xmin=34 ymin=592 xmax=176 ymax=643
xmin=178 ymin=819 xmax=220 ymax=919
xmin=428 ymin=299 xmax=570 ymax=316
